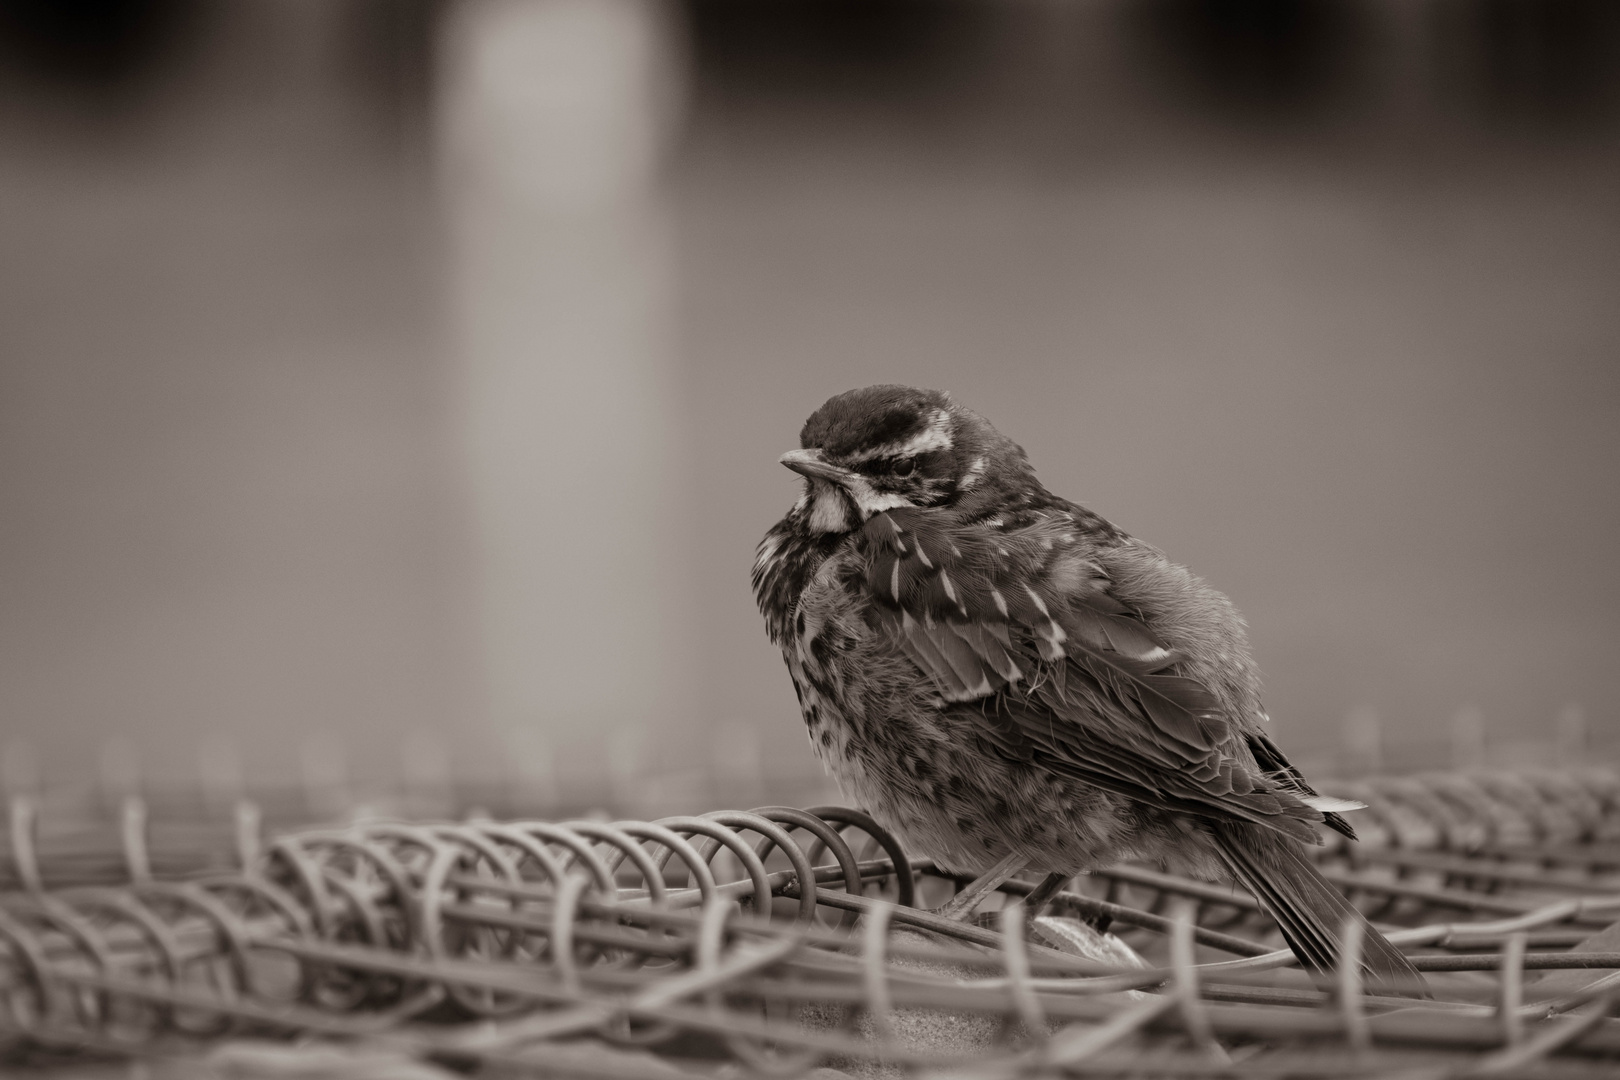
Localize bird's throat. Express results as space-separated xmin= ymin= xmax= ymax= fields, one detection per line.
xmin=752 ymin=515 xmax=844 ymax=646
xmin=806 ymin=480 xmax=855 ymax=534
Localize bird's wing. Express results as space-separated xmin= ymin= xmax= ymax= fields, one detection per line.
xmin=859 ymin=507 xmax=1323 ymax=841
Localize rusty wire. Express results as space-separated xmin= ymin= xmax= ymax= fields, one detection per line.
xmin=0 ymin=771 xmax=1617 ymax=1078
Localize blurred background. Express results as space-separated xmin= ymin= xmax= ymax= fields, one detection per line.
xmin=1 ymin=0 xmax=1617 ymax=827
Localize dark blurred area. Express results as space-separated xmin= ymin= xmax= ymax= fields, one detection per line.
xmin=0 ymin=0 xmax=193 ymax=89
xmin=1 ymin=0 xmax=1617 ymax=819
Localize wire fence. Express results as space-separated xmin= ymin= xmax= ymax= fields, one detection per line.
xmin=3 ymin=768 xmax=1620 ymax=1078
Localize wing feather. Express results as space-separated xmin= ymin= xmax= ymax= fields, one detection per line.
xmin=858 ymin=507 xmax=1322 ymax=841
xmin=946 ymin=620 xmax=1023 ymax=683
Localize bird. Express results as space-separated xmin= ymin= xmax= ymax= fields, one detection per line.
xmin=752 ymin=384 xmax=1425 ymax=994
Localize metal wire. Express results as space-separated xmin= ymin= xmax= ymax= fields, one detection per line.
xmin=0 ymin=768 xmax=1617 ymax=1078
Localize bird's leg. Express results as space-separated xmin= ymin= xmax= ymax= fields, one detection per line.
xmin=933 ymin=852 xmax=1028 ymax=922
xmin=1020 ymin=871 xmax=1071 ymax=921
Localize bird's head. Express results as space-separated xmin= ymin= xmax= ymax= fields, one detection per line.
xmin=780 ymin=385 xmax=1037 ymax=534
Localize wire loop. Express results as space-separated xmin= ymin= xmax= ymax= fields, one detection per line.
xmin=0 ymin=771 xmax=1616 ymax=1077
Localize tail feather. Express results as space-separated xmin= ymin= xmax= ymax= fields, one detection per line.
xmin=1210 ymin=822 xmax=1429 ymax=998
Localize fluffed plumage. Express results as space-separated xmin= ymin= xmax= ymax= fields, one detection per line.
xmin=753 ymin=385 xmax=1424 ymax=994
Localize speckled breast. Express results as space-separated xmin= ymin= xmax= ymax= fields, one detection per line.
xmin=781 ymin=554 xmax=1159 ymax=877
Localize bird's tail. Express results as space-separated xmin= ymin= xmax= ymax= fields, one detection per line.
xmin=1209 ymin=821 xmax=1429 ymax=998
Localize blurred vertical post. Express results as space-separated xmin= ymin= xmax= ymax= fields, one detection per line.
xmin=439 ymin=0 xmax=691 ymax=803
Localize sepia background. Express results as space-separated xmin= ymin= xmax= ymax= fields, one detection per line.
xmin=1 ymin=0 xmax=1617 ymax=823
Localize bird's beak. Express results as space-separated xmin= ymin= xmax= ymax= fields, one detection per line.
xmin=780 ymin=448 xmax=851 ymax=483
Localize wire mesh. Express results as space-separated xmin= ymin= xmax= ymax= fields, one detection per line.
xmin=2 ymin=769 xmax=1619 ymax=1078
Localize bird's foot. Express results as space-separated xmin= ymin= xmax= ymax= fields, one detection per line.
xmin=1020 ymin=871 xmax=1072 ymax=920
xmin=930 ymin=852 xmax=1028 ymax=922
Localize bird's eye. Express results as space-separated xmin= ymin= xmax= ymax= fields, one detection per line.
xmin=891 ymin=457 xmax=915 ymax=478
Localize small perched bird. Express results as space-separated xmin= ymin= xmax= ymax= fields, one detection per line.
xmin=753 ymin=385 xmax=1423 ymax=992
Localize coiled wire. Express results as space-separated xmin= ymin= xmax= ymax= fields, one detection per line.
xmin=0 ymin=770 xmax=1618 ymax=1078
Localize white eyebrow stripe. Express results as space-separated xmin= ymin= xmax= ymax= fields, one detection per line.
xmin=958 ymin=455 xmax=987 ymax=490
xmin=846 ymin=409 xmax=953 ymax=461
